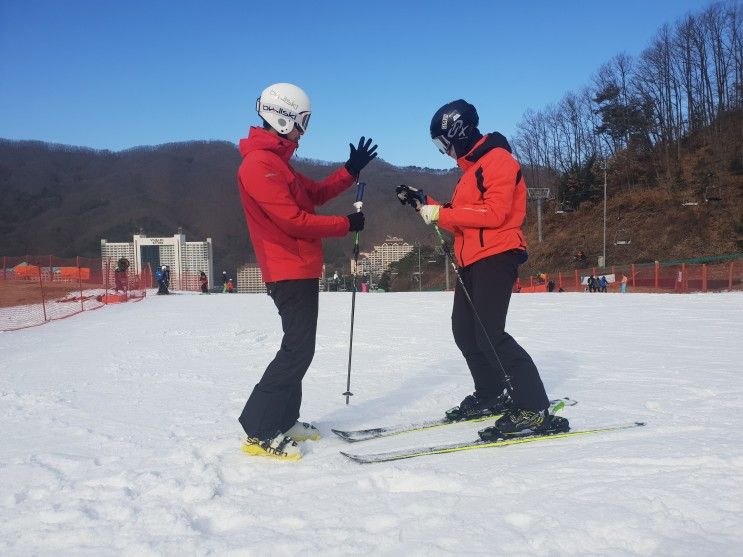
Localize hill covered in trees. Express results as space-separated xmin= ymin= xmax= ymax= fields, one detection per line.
xmin=0 ymin=138 xmax=461 ymax=278
xmin=506 ymin=0 xmax=743 ymax=280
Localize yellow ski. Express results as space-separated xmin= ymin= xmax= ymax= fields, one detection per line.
xmin=341 ymin=421 xmax=646 ymax=464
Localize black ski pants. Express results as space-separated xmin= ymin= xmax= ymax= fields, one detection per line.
xmin=239 ymin=279 xmax=318 ymax=439
xmin=452 ymin=251 xmax=549 ymax=411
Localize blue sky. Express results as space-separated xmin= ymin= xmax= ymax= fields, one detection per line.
xmin=0 ymin=0 xmax=714 ymax=169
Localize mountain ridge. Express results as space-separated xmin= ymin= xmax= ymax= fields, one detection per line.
xmin=2 ymin=136 xmax=740 ymax=284
xmin=0 ymin=138 xmax=460 ymax=277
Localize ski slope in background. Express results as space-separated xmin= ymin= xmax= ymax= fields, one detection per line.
xmin=1 ymin=291 xmax=741 ymax=555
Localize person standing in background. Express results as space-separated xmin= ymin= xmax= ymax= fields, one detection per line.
xmin=114 ymin=258 xmax=129 ymax=294
xmin=199 ymin=271 xmax=209 ymax=294
xmin=621 ymin=274 xmax=629 ymax=293
xmin=599 ymin=275 xmax=608 ymax=293
xmin=157 ymin=265 xmax=170 ymax=295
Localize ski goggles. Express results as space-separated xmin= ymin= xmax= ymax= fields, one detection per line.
xmin=295 ymin=111 xmax=311 ymax=133
xmin=256 ymin=99 xmax=311 ymax=133
xmin=432 ymin=134 xmax=452 ymax=155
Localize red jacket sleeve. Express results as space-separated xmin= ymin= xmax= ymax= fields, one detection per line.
xmin=424 ymin=194 xmax=456 ymax=233
xmin=438 ymin=153 xmax=518 ymax=230
xmin=240 ymin=157 xmax=350 ymax=239
xmin=295 ymin=165 xmax=355 ymax=206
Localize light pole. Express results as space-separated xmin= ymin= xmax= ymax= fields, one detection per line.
xmin=527 ymin=188 xmax=550 ymax=242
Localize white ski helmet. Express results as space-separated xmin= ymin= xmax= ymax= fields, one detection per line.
xmin=256 ymin=83 xmax=311 ymax=135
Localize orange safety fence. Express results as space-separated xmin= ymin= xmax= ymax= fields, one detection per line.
xmin=1 ymin=255 xmax=152 ymax=332
xmin=517 ymin=256 xmax=742 ymax=294
xmin=519 ymin=283 xmax=549 ymax=293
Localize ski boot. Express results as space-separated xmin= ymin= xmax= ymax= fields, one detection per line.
xmin=445 ymin=391 xmax=512 ymax=421
xmin=478 ymin=409 xmax=570 ymax=441
xmin=284 ymin=421 xmax=321 ymax=442
xmin=241 ymin=431 xmax=302 ymax=461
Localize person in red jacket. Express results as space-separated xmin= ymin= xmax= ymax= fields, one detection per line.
xmin=199 ymin=271 xmax=209 ymax=294
xmin=237 ymin=82 xmax=377 ymax=460
xmin=396 ymin=100 xmax=566 ymax=439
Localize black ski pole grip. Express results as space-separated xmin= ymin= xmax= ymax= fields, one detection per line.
xmin=355 ymin=182 xmax=366 ymax=204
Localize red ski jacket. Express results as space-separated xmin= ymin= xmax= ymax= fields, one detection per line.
xmin=237 ymin=127 xmax=354 ymax=283
xmin=428 ymin=133 xmax=527 ymax=267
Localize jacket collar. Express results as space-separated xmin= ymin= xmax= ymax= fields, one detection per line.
xmin=457 ymin=132 xmax=512 ymax=171
xmin=238 ymin=126 xmax=298 ymax=162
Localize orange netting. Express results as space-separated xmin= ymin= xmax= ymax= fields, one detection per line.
xmin=519 ymin=258 xmax=742 ymax=294
xmin=0 ymin=255 xmax=152 ymax=331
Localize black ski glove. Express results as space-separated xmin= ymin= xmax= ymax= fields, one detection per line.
xmin=345 ymin=137 xmax=378 ymax=176
xmin=396 ymin=184 xmax=426 ymax=210
xmin=347 ymin=211 xmax=365 ymax=232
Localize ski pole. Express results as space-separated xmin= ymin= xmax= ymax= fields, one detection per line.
xmin=344 ymin=181 xmax=366 ymax=404
xmin=432 ymin=224 xmax=514 ymax=392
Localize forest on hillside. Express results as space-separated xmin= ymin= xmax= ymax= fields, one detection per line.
xmin=0 ymin=139 xmax=461 ymax=279
xmin=512 ymin=1 xmax=741 ymax=207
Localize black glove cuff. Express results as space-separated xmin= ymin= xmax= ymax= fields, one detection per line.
xmin=347 ymin=211 xmax=365 ymax=232
xmin=345 ymin=161 xmax=359 ymax=176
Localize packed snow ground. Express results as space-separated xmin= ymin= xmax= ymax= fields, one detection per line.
xmin=1 ymin=290 xmax=741 ymax=555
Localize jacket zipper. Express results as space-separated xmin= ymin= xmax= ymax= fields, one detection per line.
xmin=476 ymin=167 xmax=486 ymax=248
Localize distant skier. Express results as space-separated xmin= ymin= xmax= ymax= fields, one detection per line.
xmin=587 ymin=274 xmax=597 ymax=292
xmin=114 ymin=257 xmax=129 ymax=294
xmin=599 ymin=275 xmax=608 ymax=292
xmin=236 ymin=82 xmax=377 ymax=460
xmin=157 ymin=265 xmax=170 ymax=295
xmin=396 ymin=99 xmax=566 ymax=439
xmin=332 ymin=271 xmax=340 ymax=292
xmin=199 ymin=271 xmax=209 ymax=294
xmin=620 ymin=273 xmax=629 ymax=293
xmin=222 ymin=271 xmax=228 ymax=293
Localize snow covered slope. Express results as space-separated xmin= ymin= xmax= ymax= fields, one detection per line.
xmin=1 ymin=291 xmax=741 ymax=555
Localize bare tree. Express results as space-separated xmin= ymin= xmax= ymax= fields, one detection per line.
xmin=515 ymin=1 xmax=742 ymax=199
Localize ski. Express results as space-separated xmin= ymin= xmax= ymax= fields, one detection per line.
xmin=340 ymin=421 xmax=646 ymax=464
xmin=331 ymin=397 xmax=577 ymax=443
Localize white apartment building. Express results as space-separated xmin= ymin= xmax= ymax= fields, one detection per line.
xmin=101 ymin=231 xmax=213 ymax=290
xmin=237 ymin=264 xmax=327 ymax=293
xmin=236 ymin=263 xmax=267 ymax=293
xmin=351 ymin=236 xmax=414 ymax=278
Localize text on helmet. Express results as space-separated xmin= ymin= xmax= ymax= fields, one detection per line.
xmin=268 ymin=88 xmax=299 ymax=110
xmin=261 ymin=103 xmax=298 ymax=120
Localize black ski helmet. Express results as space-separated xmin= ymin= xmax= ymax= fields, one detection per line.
xmin=430 ymin=100 xmax=482 ymax=158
